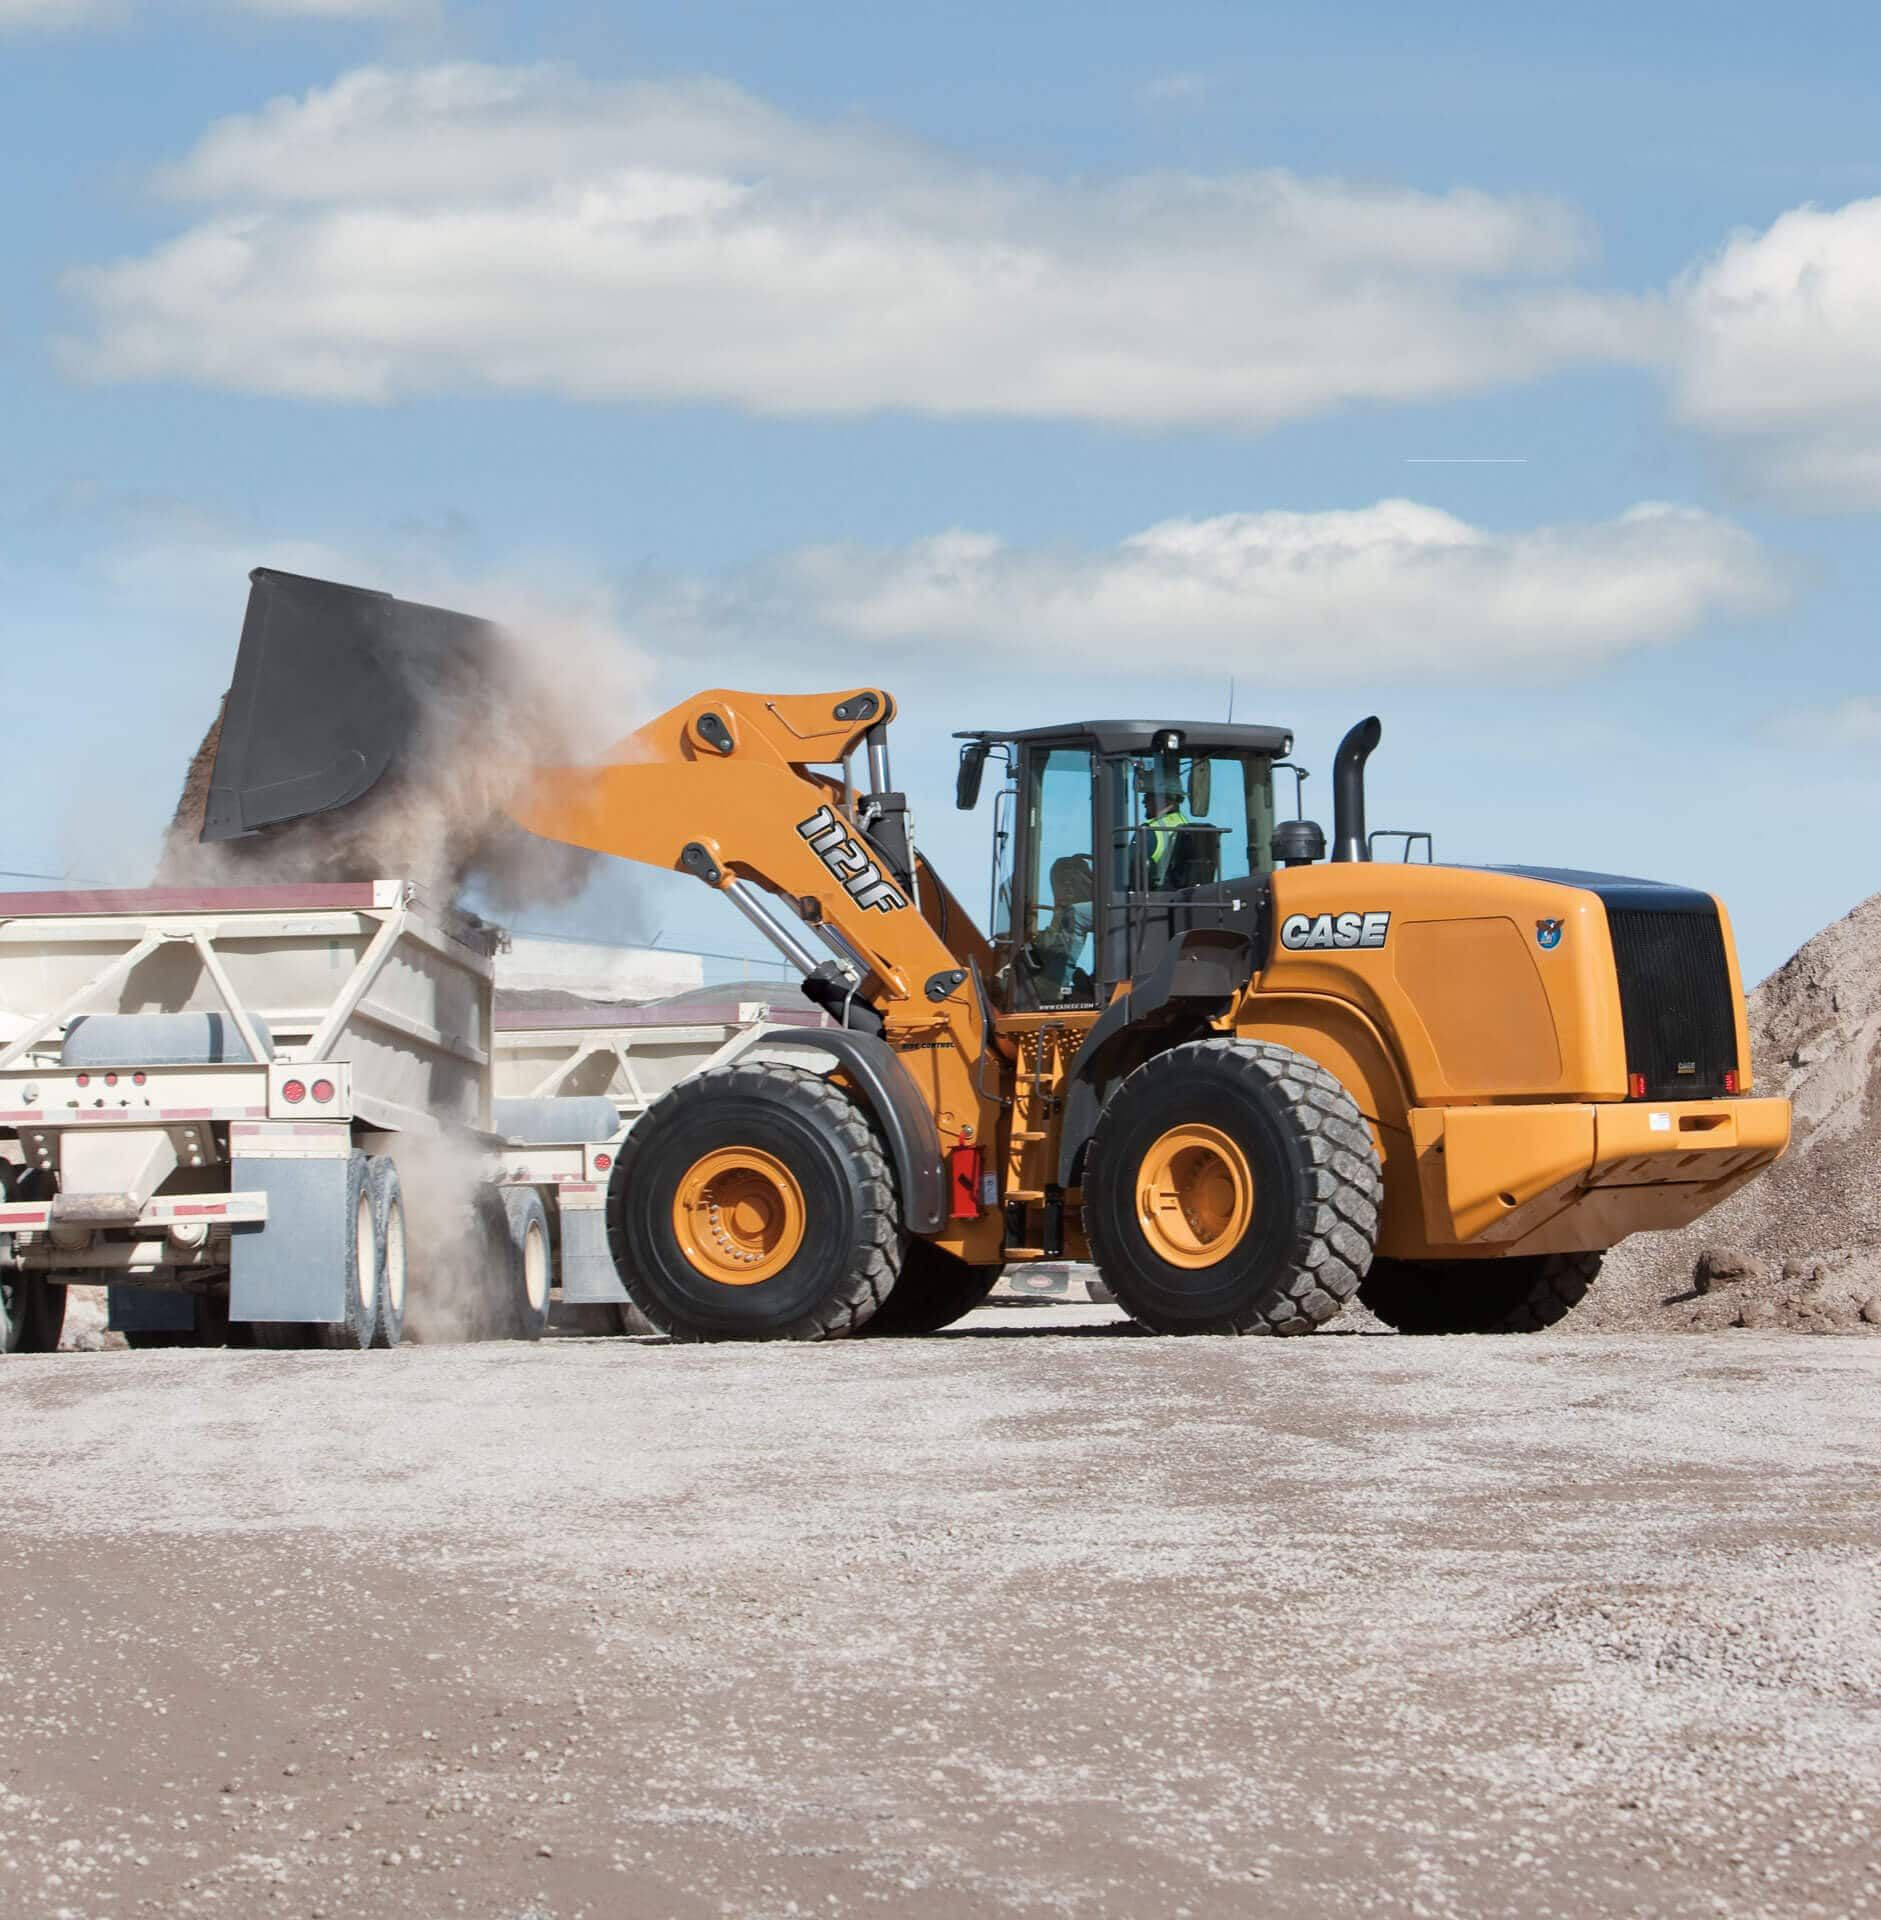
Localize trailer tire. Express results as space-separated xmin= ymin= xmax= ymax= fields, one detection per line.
xmin=369 ymin=1157 xmax=408 ymax=1349
xmin=607 ymin=1061 xmax=902 ymax=1342
xmin=502 ymin=1188 xmax=552 ymax=1342
xmin=1358 ymin=1251 xmax=1601 ymax=1334
xmin=858 ymin=1241 xmax=1000 ymax=1337
xmin=1083 ymin=1039 xmax=1381 ymax=1336
xmin=306 ymin=1152 xmax=379 ymax=1351
xmin=2 ymin=1168 xmax=66 ymax=1354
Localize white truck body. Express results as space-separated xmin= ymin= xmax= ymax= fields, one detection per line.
xmin=0 ymin=880 xmax=617 ymax=1339
xmin=492 ymin=996 xmax=829 ymax=1131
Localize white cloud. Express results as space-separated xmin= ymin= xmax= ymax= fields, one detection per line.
xmin=638 ymin=499 xmax=1781 ymax=681
xmin=0 ymin=0 xmax=111 ymax=29
xmin=1667 ymin=198 xmax=1881 ymax=507
xmin=61 ymin=62 xmax=1646 ymax=421
xmin=1 ymin=0 xmax=429 ymax=27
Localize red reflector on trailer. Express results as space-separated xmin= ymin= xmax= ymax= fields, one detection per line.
xmin=105 ymin=1072 xmax=119 ymax=1086
xmin=949 ymin=1144 xmax=983 ymax=1219
xmin=280 ymin=1079 xmax=306 ymax=1105
xmin=593 ymin=1151 xmax=612 ymax=1172
xmin=133 ymin=1071 xmax=146 ymax=1086
xmin=1724 ymin=1069 xmax=1739 ymax=1094
xmin=1628 ymin=1073 xmax=1647 ymax=1099
xmin=75 ymin=1073 xmax=89 ymax=1087
xmin=311 ymin=1078 xmax=335 ymax=1104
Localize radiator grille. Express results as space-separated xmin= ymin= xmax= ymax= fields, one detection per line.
xmin=1606 ymin=906 xmax=1738 ymax=1099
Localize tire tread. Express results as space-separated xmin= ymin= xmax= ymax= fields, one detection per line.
xmin=1087 ymin=1038 xmax=1383 ymax=1336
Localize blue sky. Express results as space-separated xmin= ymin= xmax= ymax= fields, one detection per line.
xmin=5 ymin=0 xmax=1881 ymax=980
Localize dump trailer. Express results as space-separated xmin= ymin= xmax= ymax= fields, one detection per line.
xmin=0 ymin=880 xmax=605 ymax=1351
xmin=191 ymin=569 xmax=1794 ymax=1342
xmin=493 ymin=995 xmax=830 ymax=1136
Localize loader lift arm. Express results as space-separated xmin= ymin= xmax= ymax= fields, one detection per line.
xmin=509 ymin=686 xmax=1002 ymax=1187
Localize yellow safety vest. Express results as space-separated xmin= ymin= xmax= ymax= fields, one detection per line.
xmin=1148 ymin=808 xmax=1188 ymax=872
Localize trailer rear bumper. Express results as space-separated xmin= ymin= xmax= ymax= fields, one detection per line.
xmin=1389 ymin=1095 xmax=1791 ymax=1258
xmin=0 ymin=1193 xmax=269 ymax=1236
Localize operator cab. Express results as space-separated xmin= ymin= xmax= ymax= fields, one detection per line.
xmin=957 ymin=720 xmax=1292 ymax=1015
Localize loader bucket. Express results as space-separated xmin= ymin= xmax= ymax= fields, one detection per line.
xmin=200 ymin=568 xmax=497 ymax=842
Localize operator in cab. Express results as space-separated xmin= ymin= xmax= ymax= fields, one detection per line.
xmin=1141 ymin=767 xmax=1191 ymax=889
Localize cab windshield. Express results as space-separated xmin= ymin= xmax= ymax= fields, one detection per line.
xmin=1111 ymin=751 xmax=1276 ymax=893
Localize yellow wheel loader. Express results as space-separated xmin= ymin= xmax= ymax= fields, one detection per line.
xmin=203 ymin=570 xmax=1791 ymax=1340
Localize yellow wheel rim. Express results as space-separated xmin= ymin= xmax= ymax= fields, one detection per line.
xmin=1136 ymin=1123 xmax=1255 ymax=1269
xmin=672 ymin=1146 xmax=807 ymax=1286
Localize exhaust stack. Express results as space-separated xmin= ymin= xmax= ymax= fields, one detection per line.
xmin=1331 ymin=716 xmax=1382 ymax=864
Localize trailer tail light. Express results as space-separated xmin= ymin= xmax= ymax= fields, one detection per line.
xmin=75 ymin=1073 xmax=89 ymax=1087
xmin=280 ymin=1078 xmax=307 ymax=1105
xmin=949 ymin=1144 xmax=983 ymax=1220
xmin=133 ymin=1071 xmax=146 ymax=1086
xmin=593 ymin=1151 xmax=612 ymax=1171
xmin=311 ymin=1078 xmax=335 ymax=1104
xmin=1628 ymin=1072 xmax=1647 ymax=1099
xmin=1724 ymin=1069 xmax=1740 ymax=1094
xmin=105 ymin=1072 xmax=119 ymax=1086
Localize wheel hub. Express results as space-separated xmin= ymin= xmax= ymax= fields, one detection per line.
xmin=1136 ymin=1123 xmax=1254 ymax=1269
xmin=672 ymin=1147 xmax=807 ymax=1286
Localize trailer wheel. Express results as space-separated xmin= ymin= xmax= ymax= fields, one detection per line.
xmin=502 ymin=1189 xmax=552 ymax=1342
xmin=1358 ymin=1251 xmax=1601 ymax=1334
xmin=607 ymin=1061 xmax=902 ymax=1342
xmin=314 ymin=1151 xmax=378 ymax=1350
xmin=858 ymin=1241 xmax=1001 ymax=1337
xmin=1 ymin=1168 xmax=66 ymax=1354
xmin=368 ymin=1157 xmax=407 ymax=1349
xmin=1083 ymin=1039 xmax=1382 ymax=1335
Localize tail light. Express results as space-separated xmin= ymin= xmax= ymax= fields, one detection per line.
xmin=949 ymin=1144 xmax=983 ymax=1220
xmin=280 ymin=1078 xmax=307 ymax=1105
xmin=1627 ymin=1072 xmax=1647 ymax=1099
xmin=1724 ymin=1069 xmax=1740 ymax=1094
xmin=593 ymin=1150 xmax=613 ymax=1172
xmin=310 ymin=1078 xmax=336 ymax=1104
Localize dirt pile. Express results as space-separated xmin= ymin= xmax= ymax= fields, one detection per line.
xmin=155 ymin=598 xmax=642 ymax=914
xmin=1588 ymin=890 xmax=1881 ymax=1332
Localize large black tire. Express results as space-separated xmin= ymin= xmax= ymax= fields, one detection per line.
xmin=858 ymin=1241 xmax=1001 ymax=1337
xmin=502 ymin=1188 xmax=552 ymax=1342
xmin=315 ymin=1151 xmax=379 ymax=1351
xmin=2 ymin=1167 xmax=66 ymax=1354
xmin=369 ymin=1157 xmax=408 ymax=1349
xmin=1358 ymin=1251 xmax=1601 ymax=1334
xmin=1084 ymin=1039 xmax=1382 ymax=1336
xmin=606 ymin=1062 xmax=901 ymax=1342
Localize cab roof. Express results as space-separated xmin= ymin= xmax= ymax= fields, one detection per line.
xmin=955 ymin=720 xmax=1294 ymax=757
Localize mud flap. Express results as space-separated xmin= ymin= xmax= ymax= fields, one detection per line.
xmin=556 ymin=1203 xmax=626 ymax=1304
xmin=230 ymin=1156 xmax=349 ymax=1323
xmin=107 ymin=1288 xmax=197 ymax=1333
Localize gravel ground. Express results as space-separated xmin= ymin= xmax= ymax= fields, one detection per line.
xmin=3 ymin=1310 xmax=1878 ymax=1920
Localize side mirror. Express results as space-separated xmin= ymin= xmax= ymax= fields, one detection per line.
xmin=1189 ymin=757 xmax=1212 ymax=816
xmin=956 ymin=741 xmax=989 ymax=810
